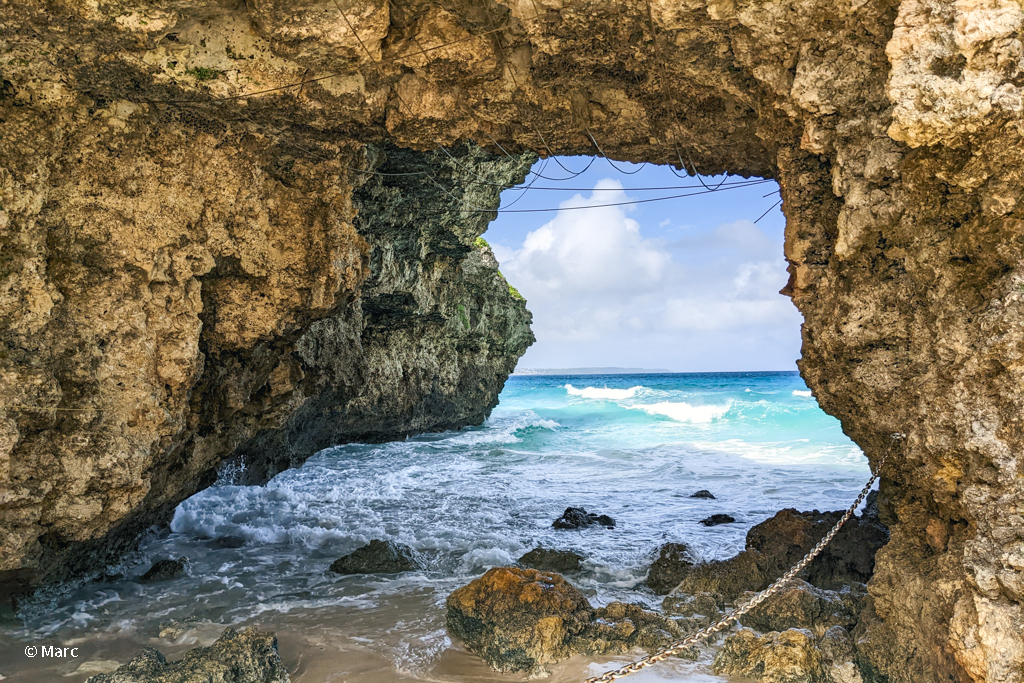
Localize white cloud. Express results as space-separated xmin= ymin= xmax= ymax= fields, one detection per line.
xmin=491 ymin=182 xmax=802 ymax=371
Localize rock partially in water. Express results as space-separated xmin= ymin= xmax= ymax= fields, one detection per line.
xmin=740 ymin=579 xmax=860 ymax=635
xmin=664 ymin=550 xmax=767 ymax=601
xmin=446 ymin=567 xmax=595 ymax=675
xmin=646 ymin=542 xmax=694 ymax=594
xmin=747 ymin=509 xmax=887 ymax=589
xmin=552 ymin=507 xmax=615 ymax=529
xmin=329 ymin=540 xmax=422 ymax=574
xmin=691 ymin=490 xmax=716 ymax=499
xmin=139 ymin=559 xmax=186 ymax=583
xmin=714 ymin=627 xmax=824 ymax=683
xmin=700 ymin=514 xmax=736 ymax=526
xmin=207 ymin=535 xmax=245 ymax=549
xmin=647 ymin=506 xmax=888 ymax=599
xmin=518 ymin=547 xmax=585 ymax=572
xmin=85 ymin=627 xmax=288 ymax=683
xmin=445 ymin=567 xmax=685 ymax=676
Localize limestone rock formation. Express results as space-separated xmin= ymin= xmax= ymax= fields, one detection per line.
xmin=85 ymin=627 xmax=288 ymax=683
xmin=3 ymin=0 xmax=1024 ymax=679
xmin=739 ymin=579 xmax=862 ymax=635
xmin=445 ymin=567 xmax=683 ymax=676
xmin=714 ymin=626 xmax=864 ymax=683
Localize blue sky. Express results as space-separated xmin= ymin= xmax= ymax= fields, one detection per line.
xmin=482 ymin=157 xmax=802 ymax=372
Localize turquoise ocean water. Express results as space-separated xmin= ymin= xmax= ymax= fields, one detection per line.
xmin=6 ymin=371 xmax=871 ymax=681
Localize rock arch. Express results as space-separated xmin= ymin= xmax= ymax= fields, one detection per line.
xmin=2 ymin=1 xmax=1023 ymax=681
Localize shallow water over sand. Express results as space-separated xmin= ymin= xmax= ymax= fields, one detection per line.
xmin=2 ymin=372 xmax=870 ymax=682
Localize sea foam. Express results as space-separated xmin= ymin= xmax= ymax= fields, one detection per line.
xmin=792 ymin=390 xmax=813 ymax=397
xmin=630 ymin=401 xmax=731 ymax=423
xmin=564 ymin=384 xmax=643 ymax=400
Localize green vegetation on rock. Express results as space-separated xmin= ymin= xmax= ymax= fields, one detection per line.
xmin=185 ymin=66 xmax=221 ymax=81
xmin=474 ymin=236 xmax=490 ymax=250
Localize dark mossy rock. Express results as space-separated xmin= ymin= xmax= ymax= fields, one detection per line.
xmin=700 ymin=514 xmax=736 ymax=526
xmin=552 ymin=507 xmax=615 ymax=529
xmin=739 ymin=579 xmax=861 ymax=634
xmin=139 ymin=559 xmax=186 ymax=583
xmin=518 ymin=547 xmax=585 ymax=572
xmin=673 ymin=550 xmax=768 ymax=601
xmin=85 ymin=627 xmax=288 ymax=683
xmin=646 ymin=542 xmax=694 ymax=594
xmin=747 ymin=508 xmax=887 ymax=588
xmin=330 ymin=540 xmax=422 ymax=575
xmin=691 ymin=490 xmax=716 ymax=499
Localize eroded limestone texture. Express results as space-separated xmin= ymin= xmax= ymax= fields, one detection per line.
xmin=2 ymin=1 xmax=1024 ymax=680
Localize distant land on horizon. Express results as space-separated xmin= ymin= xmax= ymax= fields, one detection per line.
xmin=513 ymin=367 xmax=672 ymax=375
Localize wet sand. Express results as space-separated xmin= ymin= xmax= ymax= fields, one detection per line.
xmin=1 ymin=596 xmax=744 ymax=683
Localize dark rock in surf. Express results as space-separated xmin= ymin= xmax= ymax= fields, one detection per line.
xmin=747 ymin=508 xmax=887 ymax=589
xmin=207 ymin=535 xmax=245 ymax=549
xmin=552 ymin=507 xmax=615 ymax=529
xmin=518 ymin=547 xmax=585 ymax=572
xmin=330 ymin=540 xmax=423 ymax=574
xmin=671 ymin=550 xmax=767 ymax=601
xmin=646 ymin=542 xmax=694 ymax=594
xmin=700 ymin=514 xmax=736 ymax=526
xmin=139 ymin=559 xmax=186 ymax=583
xmin=647 ymin=506 xmax=888 ymax=601
xmin=691 ymin=490 xmax=716 ymax=499
xmin=85 ymin=627 xmax=288 ymax=683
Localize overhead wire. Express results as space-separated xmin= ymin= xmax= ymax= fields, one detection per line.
xmin=137 ymin=0 xmax=783 ymax=222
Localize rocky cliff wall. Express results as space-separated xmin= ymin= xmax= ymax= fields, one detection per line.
xmin=2 ymin=1 xmax=1024 ymax=681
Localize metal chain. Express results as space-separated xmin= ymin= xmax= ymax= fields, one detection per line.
xmin=583 ymin=434 xmax=904 ymax=683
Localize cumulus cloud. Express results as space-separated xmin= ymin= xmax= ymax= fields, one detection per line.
xmin=491 ymin=181 xmax=802 ymax=370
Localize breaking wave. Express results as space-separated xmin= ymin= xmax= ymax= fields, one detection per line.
xmin=564 ymin=384 xmax=644 ymax=400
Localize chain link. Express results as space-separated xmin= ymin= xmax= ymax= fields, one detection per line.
xmin=582 ymin=434 xmax=903 ymax=683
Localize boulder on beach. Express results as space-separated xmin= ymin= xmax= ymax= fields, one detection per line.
xmin=518 ymin=547 xmax=585 ymax=572
xmin=714 ymin=627 xmax=824 ymax=683
xmin=139 ymin=559 xmax=186 ymax=583
xmin=329 ymin=540 xmax=423 ymax=575
xmin=446 ymin=567 xmax=684 ymax=676
xmin=691 ymin=490 xmax=716 ymax=499
xmin=552 ymin=507 xmax=615 ymax=529
xmin=713 ymin=624 xmax=863 ymax=683
xmin=700 ymin=513 xmax=736 ymax=526
xmin=85 ymin=627 xmax=288 ymax=683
